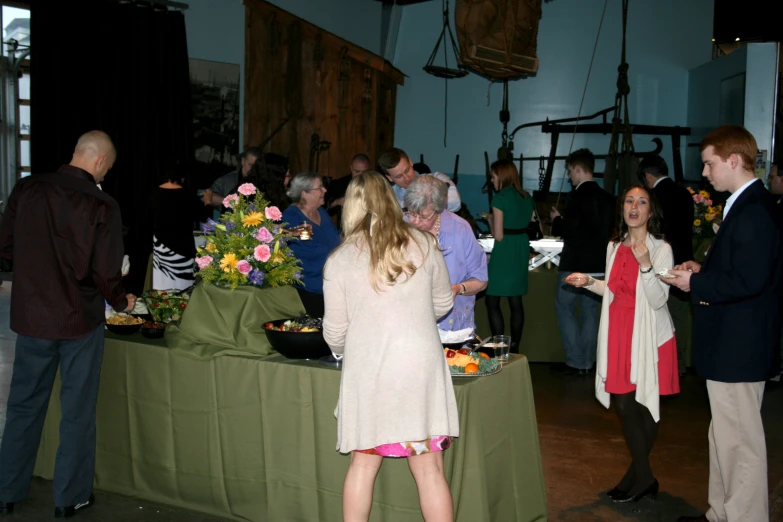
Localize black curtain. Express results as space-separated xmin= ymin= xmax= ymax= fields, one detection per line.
xmin=30 ymin=0 xmax=193 ymax=294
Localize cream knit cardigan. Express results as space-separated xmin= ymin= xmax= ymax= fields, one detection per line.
xmin=585 ymin=234 xmax=675 ymax=422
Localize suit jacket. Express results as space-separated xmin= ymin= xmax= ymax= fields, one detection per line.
xmin=653 ymin=177 xmax=694 ymax=265
xmin=552 ymin=181 xmax=616 ymax=273
xmin=690 ymin=179 xmax=782 ymax=382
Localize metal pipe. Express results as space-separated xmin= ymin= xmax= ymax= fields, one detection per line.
xmin=508 ymin=106 xmax=615 ymax=140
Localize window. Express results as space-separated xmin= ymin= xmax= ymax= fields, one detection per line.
xmin=2 ymin=3 xmax=31 ymax=177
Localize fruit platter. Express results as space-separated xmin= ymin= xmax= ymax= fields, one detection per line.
xmin=444 ymin=347 xmax=501 ymax=377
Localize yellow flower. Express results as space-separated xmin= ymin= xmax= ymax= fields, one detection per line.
xmin=693 ymin=219 xmax=702 ymax=226
xmin=699 ymin=190 xmax=710 ymax=198
xmin=242 ymin=212 xmax=263 ymax=228
xmin=205 ymin=242 xmax=217 ymax=253
xmin=271 ymin=252 xmax=286 ymax=265
xmin=220 ymin=253 xmax=238 ymax=272
xmin=687 ymin=187 xmax=695 ymax=194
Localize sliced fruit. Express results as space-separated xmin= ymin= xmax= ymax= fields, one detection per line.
xmin=479 ymin=352 xmax=491 ymax=359
xmin=465 ymin=363 xmax=479 ymax=374
xmin=445 ymin=350 xmax=456 ymax=358
xmin=457 ymin=348 xmax=470 ymax=355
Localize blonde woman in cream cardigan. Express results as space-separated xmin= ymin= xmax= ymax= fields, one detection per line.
xmin=566 ymin=184 xmax=680 ymax=505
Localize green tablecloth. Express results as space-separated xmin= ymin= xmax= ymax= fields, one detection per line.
xmin=34 ymin=334 xmax=547 ymax=522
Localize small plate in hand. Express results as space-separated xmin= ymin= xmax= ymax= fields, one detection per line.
xmin=657 ymin=269 xmax=677 ymax=279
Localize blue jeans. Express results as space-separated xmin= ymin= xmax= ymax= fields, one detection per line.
xmin=0 ymin=324 xmax=104 ymax=506
xmin=555 ymin=271 xmax=603 ymax=370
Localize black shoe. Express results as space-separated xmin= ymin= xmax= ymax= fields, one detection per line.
xmin=611 ymin=479 xmax=658 ymax=503
xmin=54 ymin=495 xmax=94 ymax=518
xmin=0 ymin=501 xmax=14 ymax=515
xmin=605 ymin=486 xmax=627 ymax=500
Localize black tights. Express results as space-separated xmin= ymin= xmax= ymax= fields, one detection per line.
xmin=613 ymin=392 xmax=659 ymax=495
xmin=485 ymin=295 xmax=524 ymax=353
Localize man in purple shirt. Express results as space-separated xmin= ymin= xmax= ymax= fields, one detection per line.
xmin=0 ymin=131 xmax=135 ymax=518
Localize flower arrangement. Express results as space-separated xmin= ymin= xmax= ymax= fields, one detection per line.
xmin=195 ymin=183 xmax=302 ymax=289
xmin=688 ymin=187 xmax=723 ymax=238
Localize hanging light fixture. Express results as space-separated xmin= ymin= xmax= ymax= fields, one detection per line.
xmin=423 ymin=0 xmax=468 ymax=79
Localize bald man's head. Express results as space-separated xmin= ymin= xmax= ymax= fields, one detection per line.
xmin=70 ymin=130 xmax=117 ymax=183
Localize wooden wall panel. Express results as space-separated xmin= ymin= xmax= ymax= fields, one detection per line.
xmin=243 ymin=0 xmax=403 ymax=181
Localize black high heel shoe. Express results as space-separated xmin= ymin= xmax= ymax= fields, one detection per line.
xmin=606 ymin=486 xmax=628 ymax=500
xmin=611 ymin=479 xmax=658 ymax=503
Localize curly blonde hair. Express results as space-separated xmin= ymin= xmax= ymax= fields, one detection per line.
xmin=339 ymin=171 xmax=434 ymax=291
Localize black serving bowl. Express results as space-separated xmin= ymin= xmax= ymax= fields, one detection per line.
xmin=264 ymin=318 xmax=331 ymax=360
xmin=106 ymin=323 xmax=142 ymax=335
xmin=442 ymin=337 xmax=480 ymax=351
xmin=141 ymin=326 xmax=166 ymax=339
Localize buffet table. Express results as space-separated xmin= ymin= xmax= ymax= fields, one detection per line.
xmin=34 ymin=333 xmax=547 ymax=522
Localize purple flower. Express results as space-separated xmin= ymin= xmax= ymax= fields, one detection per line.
xmin=225 ymin=221 xmax=236 ymax=231
xmin=294 ymin=271 xmax=302 ymax=280
xmin=201 ymin=218 xmax=218 ymax=233
xmin=249 ymin=269 xmax=265 ymax=286
xmin=249 ymin=204 xmax=257 ymax=212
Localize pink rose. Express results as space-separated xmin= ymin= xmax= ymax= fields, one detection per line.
xmin=195 ymin=255 xmax=213 ymax=270
xmin=254 ymin=244 xmax=271 ymax=262
xmin=694 ymin=194 xmax=704 ymax=203
xmin=236 ymin=260 xmax=252 ymax=275
xmin=223 ymin=194 xmax=240 ymax=208
xmin=705 ymin=199 xmax=713 ymax=206
xmin=256 ymin=227 xmax=274 ymax=243
xmin=237 ymin=183 xmax=256 ymax=196
xmin=265 ymin=206 xmax=283 ymax=221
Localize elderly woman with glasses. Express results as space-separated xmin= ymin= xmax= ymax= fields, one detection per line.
xmin=404 ymin=176 xmax=488 ymax=333
xmin=282 ymin=172 xmax=341 ymax=317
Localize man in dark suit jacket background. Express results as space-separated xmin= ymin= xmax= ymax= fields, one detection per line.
xmin=638 ymin=155 xmax=694 ymax=376
xmin=668 ymin=126 xmax=781 ymax=522
xmin=549 ymin=148 xmax=616 ymax=375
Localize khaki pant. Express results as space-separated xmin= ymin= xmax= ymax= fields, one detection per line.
xmin=705 ymin=380 xmax=768 ymax=522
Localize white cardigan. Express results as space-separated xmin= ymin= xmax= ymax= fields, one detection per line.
xmin=585 ymin=234 xmax=675 ymax=422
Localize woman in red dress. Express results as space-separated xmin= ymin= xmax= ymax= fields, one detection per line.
xmin=565 ymin=184 xmax=679 ymax=503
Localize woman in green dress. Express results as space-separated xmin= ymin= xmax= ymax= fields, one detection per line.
xmin=486 ymin=159 xmax=536 ymax=353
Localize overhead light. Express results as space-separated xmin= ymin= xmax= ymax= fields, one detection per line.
xmin=712 ymin=38 xmax=715 ymax=42
xmin=735 ymin=37 xmax=740 ymax=41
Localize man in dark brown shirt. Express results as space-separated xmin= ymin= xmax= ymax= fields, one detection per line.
xmin=0 ymin=131 xmax=135 ymax=518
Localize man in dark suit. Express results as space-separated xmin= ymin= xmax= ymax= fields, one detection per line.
xmin=549 ymin=148 xmax=616 ymax=375
xmin=638 ymin=155 xmax=694 ymax=375
xmin=668 ymin=126 xmax=781 ymax=522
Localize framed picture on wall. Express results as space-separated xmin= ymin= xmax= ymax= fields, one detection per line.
xmin=189 ymin=58 xmax=241 ymax=190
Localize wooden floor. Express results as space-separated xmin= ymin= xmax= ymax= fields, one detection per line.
xmin=530 ymin=362 xmax=783 ymax=521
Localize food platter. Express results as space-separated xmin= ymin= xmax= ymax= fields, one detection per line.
xmin=443 ymin=347 xmax=502 ymax=377
xmin=450 ymin=365 xmax=503 ymax=378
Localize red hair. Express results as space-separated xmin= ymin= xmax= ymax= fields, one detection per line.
xmin=700 ymin=125 xmax=757 ymax=172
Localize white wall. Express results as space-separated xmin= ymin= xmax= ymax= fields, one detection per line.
xmin=744 ymin=43 xmax=780 ymax=177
